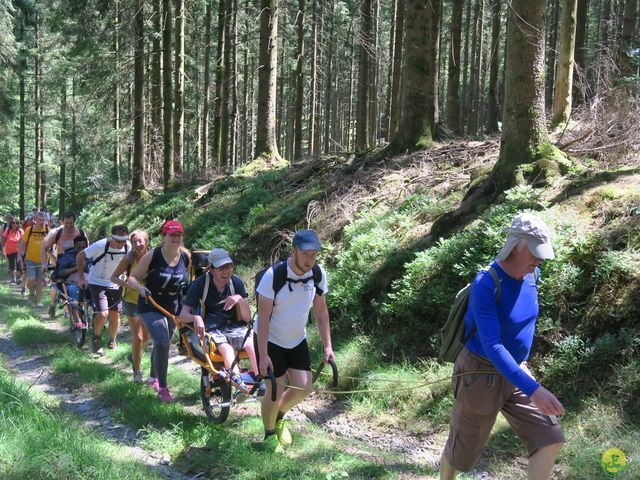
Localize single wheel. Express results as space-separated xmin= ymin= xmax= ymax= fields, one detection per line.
xmin=201 ymin=375 xmax=231 ymax=424
xmin=74 ymin=304 xmax=90 ymax=348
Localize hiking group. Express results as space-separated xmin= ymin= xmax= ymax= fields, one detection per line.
xmin=2 ymin=212 xmax=334 ymax=453
xmin=3 ymin=208 xmax=567 ymax=476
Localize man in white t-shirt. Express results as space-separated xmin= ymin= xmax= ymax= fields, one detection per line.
xmin=77 ymin=225 xmax=130 ymax=355
xmin=255 ymin=229 xmax=335 ymax=452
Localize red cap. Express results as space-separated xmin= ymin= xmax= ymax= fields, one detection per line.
xmin=162 ymin=220 xmax=184 ymax=235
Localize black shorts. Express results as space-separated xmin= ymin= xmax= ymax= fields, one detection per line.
xmin=254 ymin=335 xmax=311 ymax=378
xmin=89 ymin=284 xmax=123 ymax=313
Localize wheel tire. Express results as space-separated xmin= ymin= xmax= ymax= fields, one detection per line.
xmin=75 ymin=305 xmax=89 ymax=348
xmin=201 ymin=375 xmax=231 ymax=424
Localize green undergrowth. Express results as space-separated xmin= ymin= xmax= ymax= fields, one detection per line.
xmin=0 ymin=366 xmax=159 ymax=480
xmin=69 ymin=147 xmax=640 ymax=477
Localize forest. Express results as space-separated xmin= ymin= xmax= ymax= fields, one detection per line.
xmin=1 ymin=0 xmax=640 ymax=479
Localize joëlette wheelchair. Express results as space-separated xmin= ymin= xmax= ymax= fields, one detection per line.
xmin=147 ymin=295 xmax=276 ymax=424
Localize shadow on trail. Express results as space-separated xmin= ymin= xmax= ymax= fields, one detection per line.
xmin=548 ymin=166 xmax=640 ymax=205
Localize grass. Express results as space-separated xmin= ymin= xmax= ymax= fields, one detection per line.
xmin=0 ymin=363 xmax=159 ymax=480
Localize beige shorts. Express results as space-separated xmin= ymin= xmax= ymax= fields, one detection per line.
xmin=443 ymin=348 xmax=565 ymax=472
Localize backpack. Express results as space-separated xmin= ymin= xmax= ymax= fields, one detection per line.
xmin=255 ymin=259 xmax=323 ymax=303
xmin=92 ymin=238 xmax=129 ymax=265
xmin=439 ymin=266 xmax=501 ymax=363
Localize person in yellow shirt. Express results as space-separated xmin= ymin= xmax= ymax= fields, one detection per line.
xmin=110 ymin=229 xmax=150 ymax=382
xmin=18 ymin=211 xmax=49 ymax=306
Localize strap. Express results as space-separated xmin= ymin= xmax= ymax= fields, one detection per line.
xmin=463 ymin=265 xmax=502 ymax=344
xmin=200 ymin=272 xmax=210 ymax=319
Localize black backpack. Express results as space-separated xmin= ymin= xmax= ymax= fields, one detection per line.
xmin=92 ymin=238 xmax=129 ymax=265
xmin=255 ymin=259 xmax=323 ymax=303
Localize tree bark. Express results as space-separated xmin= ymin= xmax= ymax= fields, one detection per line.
xmin=355 ymin=0 xmax=372 ymax=151
xmin=230 ymin=0 xmax=239 ymax=168
xmin=552 ymin=0 xmax=579 ymax=125
xmin=151 ymin=0 xmax=163 ymax=173
xmin=18 ymin=14 xmax=26 ymax=219
xmin=573 ymin=0 xmax=589 ymax=102
xmin=461 ymin=0 xmax=472 ymax=134
xmin=254 ymin=0 xmax=280 ymax=161
xmin=34 ymin=16 xmax=43 ymax=209
xmin=486 ymin=0 xmax=501 ymax=133
xmin=132 ymin=0 xmax=146 ymax=192
xmin=389 ymin=0 xmax=404 ymax=139
xmin=59 ymin=81 xmax=68 ymax=216
xmin=113 ymin=0 xmax=121 ymax=184
xmin=162 ymin=0 xmax=174 ymax=187
xmin=323 ymin=0 xmax=336 ymax=153
xmin=293 ymin=0 xmax=305 ymax=161
xmin=212 ymin=0 xmax=227 ymax=168
xmin=545 ymin=0 xmax=560 ymax=108
xmin=390 ymin=0 xmax=441 ymax=151
xmin=368 ymin=0 xmax=379 ymax=147
xmin=618 ymin=0 xmax=637 ymax=74
xmin=201 ymin=0 xmax=213 ymax=172
xmin=469 ymin=0 xmax=484 ymax=134
xmin=173 ymin=0 xmax=185 ymax=177
xmin=446 ymin=0 xmax=463 ymax=134
xmin=493 ymin=0 xmax=557 ymax=192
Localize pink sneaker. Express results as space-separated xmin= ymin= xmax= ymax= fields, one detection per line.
xmin=148 ymin=378 xmax=160 ymax=392
xmin=157 ymin=387 xmax=175 ymax=403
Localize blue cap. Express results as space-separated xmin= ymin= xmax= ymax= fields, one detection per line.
xmin=292 ymin=229 xmax=321 ymax=251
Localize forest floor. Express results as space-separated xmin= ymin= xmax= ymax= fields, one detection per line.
xmin=0 ymin=274 xmax=537 ymax=480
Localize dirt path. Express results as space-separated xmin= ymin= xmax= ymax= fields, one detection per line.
xmin=0 ymin=281 xmax=194 ymax=480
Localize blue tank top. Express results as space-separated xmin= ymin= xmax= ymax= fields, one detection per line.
xmin=138 ymin=247 xmax=189 ymax=315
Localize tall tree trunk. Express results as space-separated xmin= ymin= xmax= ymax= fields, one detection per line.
xmin=255 ymin=0 xmax=280 ymax=161
xmin=242 ymin=0 xmax=251 ymax=163
xmin=486 ymin=0 xmax=501 ymax=132
xmin=469 ymin=0 xmax=484 ymax=134
xmin=220 ymin=0 xmax=233 ymax=168
xmin=230 ymin=0 xmax=239 ymax=168
xmin=461 ymin=0 xmax=472 ymax=134
xmin=545 ymin=0 xmax=560 ymax=108
xmin=347 ymin=27 xmax=356 ymax=151
xmin=389 ymin=0 xmax=404 ymax=139
xmin=493 ymin=0 xmax=559 ymax=192
xmin=313 ymin=5 xmax=324 ymax=155
xmin=18 ymin=15 xmax=26 ymax=219
xmin=151 ymin=0 xmax=163 ymax=173
xmin=132 ymin=0 xmax=146 ymax=192
xmin=162 ymin=0 xmax=174 ymax=186
xmin=391 ymin=0 xmax=440 ymax=151
xmin=355 ymin=0 xmax=372 ymax=151
xmin=308 ymin=0 xmax=318 ymax=155
xmin=293 ymin=0 xmax=305 ymax=161
xmin=71 ymin=79 xmax=78 ymax=212
xmin=368 ymin=0 xmax=379 ymax=147
xmin=173 ymin=0 xmax=185 ymax=177
xmin=113 ymin=0 xmax=121 ymax=184
xmin=618 ymin=0 xmax=637 ymax=74
xmin=552 ymin=0 xmax=579 ymax=125
xmin=34 ymin=16 xmax=42 ymax=209
xmin=447 ymin=0 xmax=464 ymax=134
xmin=573 ymin=0 xmax=589 ymax=101
xmin=212 ymin=0 xmax=227 ymax=168
xmin=323 ymin=0 xmax=336 ymax=153
xmin=201 ymin=0 xmax=213 ymax=172
xmin=59 ymin=81 xmax=67 ymax=216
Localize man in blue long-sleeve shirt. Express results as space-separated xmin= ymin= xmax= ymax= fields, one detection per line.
xmin=440 ymin=213 xmax=565 ymax=480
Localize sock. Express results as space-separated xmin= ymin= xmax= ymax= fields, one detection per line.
xmin=264 ymin=429 xmax=276 ymax=439
xmin=276 ymin=411 xmax=285 ymax=422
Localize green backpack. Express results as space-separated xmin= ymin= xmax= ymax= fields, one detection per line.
xmin=438 ymin=266 xmax=501 ymax=363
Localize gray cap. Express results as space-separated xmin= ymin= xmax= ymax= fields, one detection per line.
xmin=497 ymin=213 xmax=554 ymax=260
xmin=207 ymin=248 xmax=233 ymax=268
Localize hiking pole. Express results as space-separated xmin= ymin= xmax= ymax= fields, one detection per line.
xmin=312 ymin=357 xmax=339 ymax=388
